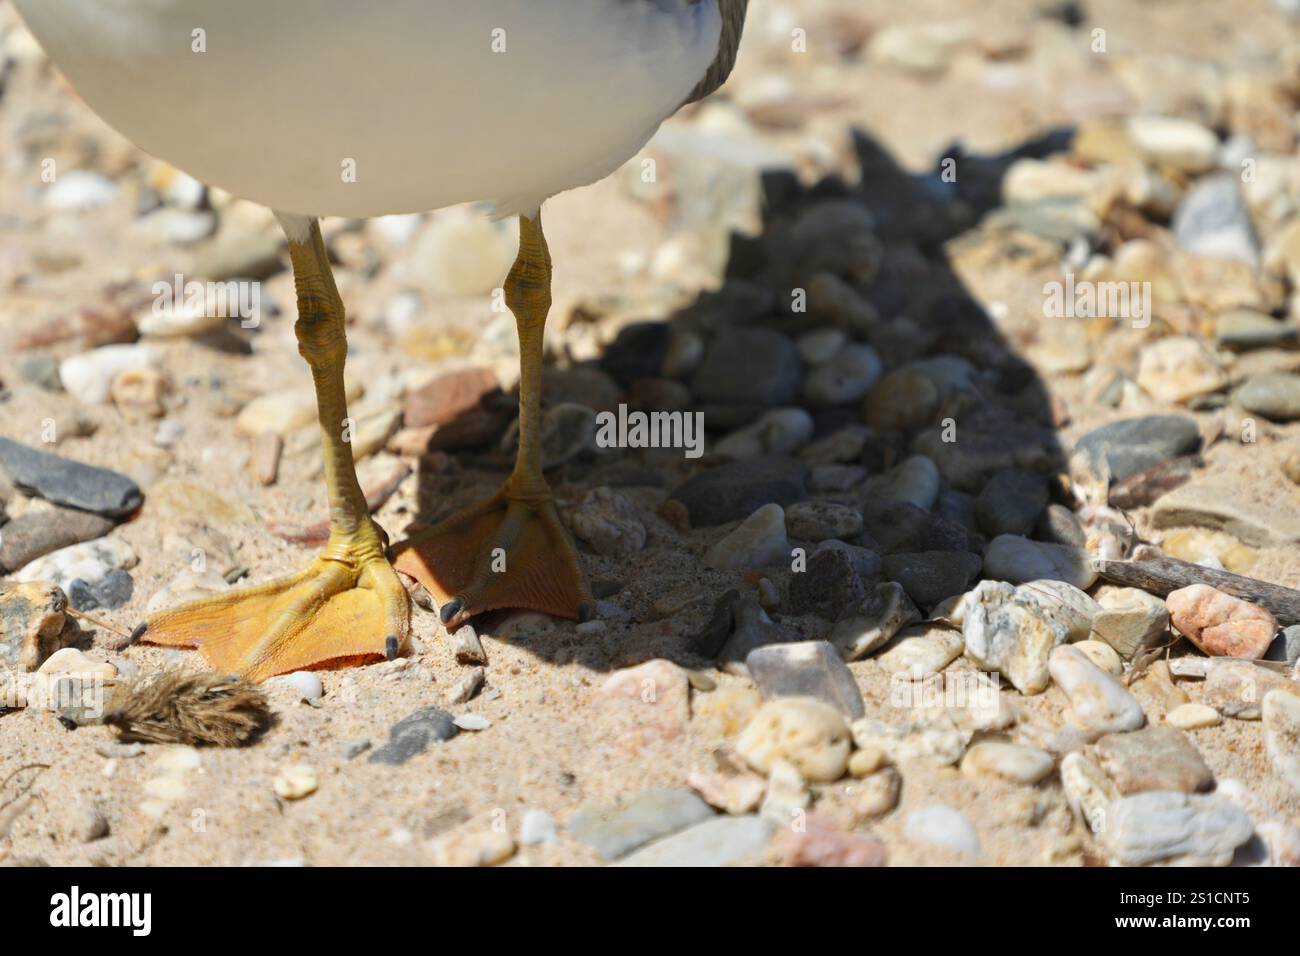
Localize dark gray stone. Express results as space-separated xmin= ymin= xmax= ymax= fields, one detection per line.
xmin=862 ymin=499 xmax=983 ymax=554
xmin=691 ymin=328 xmax=801 ymax=405
xmin=67 ymin=569 xmax=133 ymax=611
xmin=669 ymin=456 xmax=806 ymax=526
xmin=1036 ymin=503 xmax=1087 ymax=548
xmin=788 ymin=548 xmax=866 ymax=618
xmin=882 ymin=550 xmax=983 ymax=608
xmin=1265 ymin=625 xmax=1300 ymax=665
xmin=1071 ymin=415 xmax=1201 ymax=483
xmin=0 ymin=438 xmax=142 ymax=518
xmin=746 ymin=640 xmax=865 ymax=719
xmin=369 ymin=707 xmax=458 ymax=765
xmin=975 ymin=469 xmax=1049 ymax=537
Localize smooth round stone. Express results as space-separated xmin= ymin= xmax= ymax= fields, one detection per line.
xmin=1166 ymin=703 xmax=1222 ymax=730
xmin=44 ymin=170 xmax=120 ymax=211
xmin=1166 ymin=584 xmax=1276 ymax=659
xmin=864 ymin=368 xmax=940 ymax=430
xmin=882 ymin=551 xmax=982 ymax=608
xmin=785 ymin=500 xmax=862 ymax=541
xmin=975 ymin=469 xmax=1049 ymax=537
xmin=669 ymin=456 xmax=807 ymax=527
xmin=796 ymin=328 xmax=847 ymax=365
xmin=875 ymin=624 xmax=964 ymax=679
xmin=1048 ymin=644 xmax=1145 ymax=733
xmin=1074 ymin=640 xmax=1123 ymax=676
xmin=1135 ymin=337 xmax=1227 ymax=404
xmin=1236 ymin=373 xmax=1300 ymax=422
xmin=982 ymin=534 xmax=1097 ymax=589
xmin=661 ymin=329 xmax=704 ymax=380
xmin=279 ymin=671 xmax=324 ymax=702
xmin=736 ymin=697 xmax=851 ymax=783
xmin=714 ymin=408 xmax=814 ymax=459
xmin=273 ymin=763 xmax=319 ymax=800
xmin=1071 ymin=415 xmax=1201 ymax=484
xmin=903 ymin=805 xmax=980 ymax=858
xmin=59 ymin=345 xmax=158 ymax=406
xmin=871 ymin=455 xmax=940 ymax=511
xmin=1125 ymin=115 xmax=1219 ymax=173
xmin=961 ymin=741 xmax=1055 ymax=785
xmin=692 ymin=329 xmax=802 ymax=405
xmin=702 ymin=503 xmax=791 ymax=571
xmin=1215 ymin=310 xmax=1297 ymax=350
xmin=803 ymin=343 xmax=883 ymax=406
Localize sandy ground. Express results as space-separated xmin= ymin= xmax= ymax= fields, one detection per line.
xmin=1 ymin=0 xmax=1298 ymax=866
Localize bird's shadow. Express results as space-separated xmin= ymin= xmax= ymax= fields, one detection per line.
xmin=394 ymin=127 xmax=1071 ymax=676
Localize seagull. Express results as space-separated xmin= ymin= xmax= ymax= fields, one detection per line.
xmin=14 ymin=0 xmax=749 ymax=680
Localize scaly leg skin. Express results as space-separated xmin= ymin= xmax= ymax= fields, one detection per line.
xmin=140 ymin=219 xmax=411 ymax=682
xmin=392 ymin=212 xmax=592 ymax=629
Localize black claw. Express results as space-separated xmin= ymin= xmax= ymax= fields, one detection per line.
xmin=577 ymin=601 xmax=593 ymax=623
xmin=128 ymin=622 xmax=148 ymax=644
xmin=385 ymin=635 xmax=399 ymax=660
xmin=439 ymin=598 xmax=465 ymax=625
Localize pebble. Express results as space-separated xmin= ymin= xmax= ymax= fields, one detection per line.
xmin=669 ymin=456 xmax=806 ymax=527
xmin=1049 ymin=644 xmax=1146 ymax=734
xmin=702 ymin=503 xmax=790 ymax=571
xmin=982 ymin=534 xmax=1096 ymax=590
xmin=962 ymin=580 xmax=1075 ymax=694
xmin=775 ymin=816 xmax=887 ymax=867
xmin=58 ymin=344 xmax=158 ymax=406
xmin=273 ymin=763 xmax=318 ymax=800
xmin=0 ymin=438 xmax=143 ymax=518
xmin=1135 ymin=336 xmax=1228 ymax=404
xmin=882 ymin=551 xmax=983 ymax=608
xmin=1235 ymin=373 xmax=1300 ymax=422
xmin=745 ymin=640 xmax=865 ymax=719
xmin=714 ymin=408 xmax=813 ymax=459
xmin=368 ymin=707 xmax=458 ymax=765
xmin=567 ymin=487 xmax=646 ymax=557
xmin=1090 ymin=587 xmax=1169 ymax=659
xmin=1074 ymin=640 xmax=1123 ymax=676
xmin=870 ymin=455 xmax=941 ymax=511
xmin=691 ymin=329 xmax=802 ymax=405
xmin=593 ymin=659 xmax=690 ymax=742
xmin=829 ymin=582 xmax=920 ymax=660
xmin=1151 ymin=472 xmax=1300 ymax=548
xmin=851 ymin=766 xmax=902 ymax=817
xmin=1070 ymin=415 xmax=1201 ymax=484
xmin=44 ymin=170 xmax=119 ymax=210
xmin=960 ymin=741 xmax=1055 ymax=785
xmin=796 ymin=328 xmax=846 ymax=365
xmin=429 ymin=827 xmax=515 ymax=867
xmin=447 ymin=667 xmax=485 ymax=704
xmin=903 ymin=805 xmax=980 ymax=858
xmin=864 ymin=367 xmax=941 ymax=431
xmin=1173 ymin=173 xmax=1259 ymax=266
xmin=519 ymin=809 xmax=558 ymax=846
xmin=1096 ymin=726 xmax=1214 ymax=794
xmin=736 ymin=697 xmax=851 ymax=783
xmin=1265 ymin=625 xmax=1300 ymax=665
xmin=862 ymin=500 xmax=980 ymax=554
xmin=1060 ymin=752 xmax=1118 ymax=833
xmin=876 ymin=624 xmax=965 ymax=679
xmin=1125 ymin=115 xmax=1219 ymax=173
xmin=691 ymin=685 xmax=762 ymax=737
xmin=1215 ymin=309 xmax=1297 ymax=350
xmin=0 ymin=507 xmax=115 ymax=575
xmin=851 ymin=714 xmax=971 ymax=767
xmin=1203 ymin=660 xmax=1297 ymax=719
xmin=760 ymin=758 xmax=810 ymax=825
xmin=803 ymin=343 xmax=882 ymax=406
xmin=1166 ymin=584 xmax=1277 ymax=659
xmin=14 ymin=537 xmax=137 ymax=594
xmin=1166 ymin=703 xmax=1222 ymax=730
xmin=784 ymin=500 xmax=862 ymax=541
xmin=1102 ymin=791 xmax=1254 ymax=866
xmin=273 ymin=671 xmax=323 ymax=703
xmin=453 ymin=714 xmax=490 ymax=731
xmin=613 ymin=815 xmax=773 ymax=867
xmin=566 ymin=788 xmax=714 ymax=861
xmin=975 ymin=469 xmax=1049 ymax=537
xmin=1261 ymin=690 xmax=1300 ymax=794
xmin=686 ymin=767 xmax=766 ymax=815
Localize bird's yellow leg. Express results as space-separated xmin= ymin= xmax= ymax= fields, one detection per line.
xmin=140 ymin=220 xmax=410 ymax=681
xmin=392 ymin=212 xmax=592 ymax=629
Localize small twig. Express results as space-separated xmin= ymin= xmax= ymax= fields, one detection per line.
xmin=65 ymin=607 xmax=133 ymax=642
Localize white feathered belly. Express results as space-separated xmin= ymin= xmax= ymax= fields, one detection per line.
xmin=14 ymin=0 xmax=721 ymax=217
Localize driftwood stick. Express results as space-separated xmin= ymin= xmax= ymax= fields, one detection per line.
xmin=1094 ymin=554 xmax=1300 ymax=625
